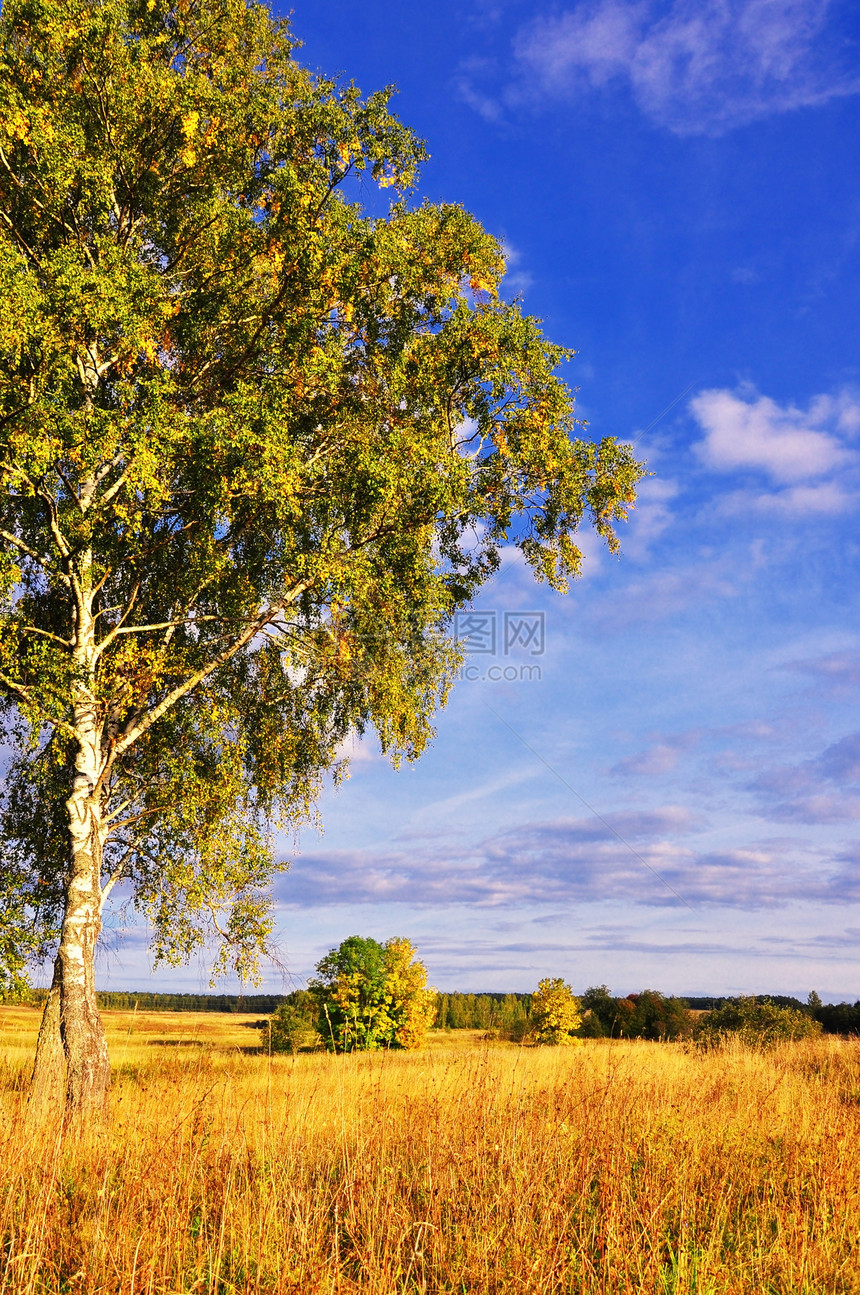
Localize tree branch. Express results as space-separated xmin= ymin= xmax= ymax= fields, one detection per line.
xmin=103 ymin=796 xmax=134 ymax=824
xmin=94 ymin=580 xmax=141 ymax=654
xmin=4 ymin=465 xmax=75 ymax=563
xmin=0 ymin=528 xmax=71 ymax=583
xmin=0 ymin=669 xmax=76 ymax=739
xmin=110 ymin=614 xmax=223 ymax=635
xmin=100 ymin=841 xmax=141 ymax=908
xmin=20 ymin=626 xmax=74 ymax=647
xmin=112 ymin=580 xmax=310 ymax=759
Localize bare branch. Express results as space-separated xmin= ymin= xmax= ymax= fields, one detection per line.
xmin=100 ymin=841 xmax=140 ymax=908
xmin=21 ymin=626 xmax=74 ymax=648
xmin=103 ymin=796 xmax=134 ymax=824
xmin=98 ymin=466 xmax=130 ymax=509
xmin=110 ymin=614 xmax=223 ymax=635
xmin=106 ymin=806 xmax=166 ymax=831
xmin=4 ymin=466 xmax=75 ymax=563
xmin=54 ymin=464 xmax=83 ymax=510
xmin=205 ymin=899 xmax=231 ymax=942
xmin=94 ymin=580 xmax=140 ymax=654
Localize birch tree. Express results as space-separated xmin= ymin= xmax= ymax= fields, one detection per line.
xmin=0 ymin=0 xmax=643 ymax=1116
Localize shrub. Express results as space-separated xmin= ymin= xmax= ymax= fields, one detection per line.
xmin=266 ymin=1002 xmax=322 ymax=1055
xmin=695 ymin=997 xmax=822 ymax=1049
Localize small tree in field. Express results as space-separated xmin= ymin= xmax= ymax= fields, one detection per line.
xmin=311 ymin=935 xmax=435 ymax=1052
xmin=531 ymin=978 xmax=582 ymax=1046
xmin=0 ymin=0 xmax=642 ymax=1116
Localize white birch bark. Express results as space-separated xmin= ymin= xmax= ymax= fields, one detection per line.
xmin=31 ymin=546 xmax=111 ymax=1115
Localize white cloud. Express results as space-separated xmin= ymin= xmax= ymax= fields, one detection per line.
xmin=612 ymin=727 xmax=703 ymax=776
xmin=749 ymin=730 xmax=860 ymax=822
xmin=691 ymin=386 xmax=851 ymax=481
xmin=690 ymin=384 xmax=860 ymax=515
xmin=780 ymin=648 xmax=860 ymax=687
xmin=512 ymin=0 xmax=858 ymax=136
xmin=334 ymin=732 xmax=382 ymax=766
xmin=280 ymin=813 xmax=853 ymax=909
xmin=586 ymin=558 xmax=739 ymax=629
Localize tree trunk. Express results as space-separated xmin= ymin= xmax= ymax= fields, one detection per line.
xmin=30 ymin=577 xmax=112 ymax=1119
xmin=30 ymin=955 xmax=64 ymax=1111
xmin=58 ymin=693 xmax=111 ymax=1116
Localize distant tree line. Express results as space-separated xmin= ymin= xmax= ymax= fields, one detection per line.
xmin=805 ymin=991 xmax=860 ymax=1036
xmin=18 ymin=985 xmax=860 ymax=1038
xmin=434 ymin=992 xmax=533 ymax=1035
xmin=434 ymin=987 xmax=693 ymax=1040
xmin=23 ymin=989 xmax=290 ymax=1014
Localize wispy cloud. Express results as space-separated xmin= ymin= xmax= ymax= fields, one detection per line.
xmin=778 ymin=648 xmax=860 ymax=688
xmin=510 ymin=0 xmax=858 ymax=136
xmin=623 ymin=477 xmax=679 ymax=560
xmin=612 ymin=728 xmax=703 ymax=777
xmin=454 ymin=56 xmax=506 ymax=122
xmin=690 ymin=384 xmax=860 ymax=515
xmin=584 ymin=556 xmax=740 ymax=630
xmin=749 ymin=729 xmax=860 ymax=822
xmin=499 ymin=239 xmax=534 ymax=297
xmin=278 ymin=810 xmax=854 ymax=909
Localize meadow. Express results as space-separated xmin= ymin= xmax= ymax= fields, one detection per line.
xmin=1 ymin=1005 xmax=859 ymax=1293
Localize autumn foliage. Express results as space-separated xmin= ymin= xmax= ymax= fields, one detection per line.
xmin=310 ymin=935 xmax=436 ymax=1053
xmin=530 ymin=976 xmax=583 ymax=1045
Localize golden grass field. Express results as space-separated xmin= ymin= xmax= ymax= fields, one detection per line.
xmin=1 ymin=1005 xmax=859 ymax=1293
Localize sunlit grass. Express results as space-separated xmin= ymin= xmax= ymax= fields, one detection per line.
xmin=1 ymin=1005 xmax=859 ymax=1292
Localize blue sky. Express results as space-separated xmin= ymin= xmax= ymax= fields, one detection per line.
xmin=100 ymin=0 xmax=860 ymax=1000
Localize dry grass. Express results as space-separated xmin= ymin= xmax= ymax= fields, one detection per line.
xmin=1 ymin=1005 xmax=860 ymax=1293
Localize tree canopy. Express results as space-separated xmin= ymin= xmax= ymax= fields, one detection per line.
xmin=0 ymin=0 xmax=643 ymax=1112
xmin=530 ymin=977 xmax=582 ymax=1045
xmin=579 ymin=985 xmax=691 ymax=1040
